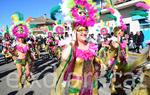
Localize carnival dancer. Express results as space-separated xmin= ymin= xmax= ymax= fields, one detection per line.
xmin=131 ymin=41 xmax=150 ymax=95
xmin=14 ymin=38 xmax=30 ymax=88
xmin=98 ymin=36 xmax=110 ymax=67
xmin=50 ymin=24 xmax=101 ymax=95
xmin=46 ymin=32 xmax=55 ymax=58
xmin=10 ymin=12 xmax=31 ymax=88
xmin=104 ymin=36 xmax=120 ymax=93
xmin=26 ymin=37 xmax=36 ymax=74
xmin=45 ymin=32 xmax=52 ymax=53
xmin=147 ymin=41 xmax=150 ymax=61
xmin=50 ymin=0 xmax=101 ymax=94
xmin=0 ymin=38 xmax=2 ymax=53
xmin=35 ymin=38 xmax=40 ymax=59
xmin=102 ymin=26 xmax=128 ymax=93
xmin=55 ymin=31 xmax=64 ymax=60
xmin=1 ymin=26 xmax=13 ymax=63
xmin=103 ymin=22 xmax=149 ymax=95
xmin=52 ymin=24 xmax=65 ymax=59
xmin=55 ymin=44 xmax=62 ymax=60
xmin=114 ymin=27 xmax=128 ymax=71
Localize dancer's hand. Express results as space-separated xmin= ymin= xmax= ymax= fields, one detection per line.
xmin=112 ymin=41 xmax=119 ymax=48
xmin=61 ymin=45 xmax=72 ymax=61
xmin=71 ymin=31 xmax=77 ymax=48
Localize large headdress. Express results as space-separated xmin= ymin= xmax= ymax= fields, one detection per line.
xmin=71 ymin=0 xmax=97 ymax=27
xmin=61 ymin=0 xmax=98 ymax=27
xmin=53 ymin=24 xmax=65 ymax=35
xmin=10 ymin=12 xmax=29 ymax=38
xmin=1 ymin=25 xmax=11 ymax=40
xmin=113 ymin=26 xmax=122 ymax=37
xmin=72 ymin=22 xmax=88 ymax=32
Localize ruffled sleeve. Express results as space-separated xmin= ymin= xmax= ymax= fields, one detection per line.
xmin=76 ymin=43 xmax=98 ymax=61
xmin=89 ymin=43 xmax=98 ymax=55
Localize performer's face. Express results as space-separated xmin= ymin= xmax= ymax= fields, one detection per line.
xmin=118 ymin=29 xmax=124 ymax=37
xmin=111 ymin=41 xmax=119 ymax=48
xmin=76 ymin=28 xmax=88 ymax=42
xmin=18 ymin=38 xmax=23 ymax=42
xmin=18 ymin=26 xmax=23 ymax=32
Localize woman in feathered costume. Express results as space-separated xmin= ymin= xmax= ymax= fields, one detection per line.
xmin=131 ymin=41 xmax=150 ymax=95
xmin=101 ymin=26 xmax=150 ymax=94
xmin=50 ymin=0 xmax=101 ymax=94
xmin=1 ymin=25 xmax=13 ymax=62
xmin=97 ymin=26 xmax=128 ymax=93
xmin=10 ymin=12 xmax=32 ymax=88
xmin=108 ymin=26 xmax=128 ymax=93
xmin=50 ymin=23 xmax=101 ymax=95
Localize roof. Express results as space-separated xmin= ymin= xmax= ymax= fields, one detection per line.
xmin=30 ymin=16 xmax=55 ymax=24
xmin=101 ymin=0 xmax=141 ymax=14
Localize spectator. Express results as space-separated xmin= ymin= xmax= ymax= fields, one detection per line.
xmin=88 ymin=34 xmax=97 ymax=44
xmin=65 ymin=32 xmax=69 ymax=38
xmin=140 ymin=31 xmax=144 ymax=49
xmin=97 ymin=33 xmax=102 ymax=50
xmin=0 ymin=38 xmax=3 ymax=52
xmin=135 ymin=32 xmax=143 ymax=53
xmin=129 ymin=32 xmax=134 ymax=40
xmin=111 ymin=32 xmax=114 ymax=36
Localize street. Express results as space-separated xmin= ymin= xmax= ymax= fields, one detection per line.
xmin=0 ymin=52 xmax=59 ymax=95
xmin=0 ymin=48 xmax=149 ymax=95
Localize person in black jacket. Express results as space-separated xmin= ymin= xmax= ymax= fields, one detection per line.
xmin=140 ymin=31 xmax=144 ymax=49
xmin=135 ymin=31 xmax=144 ymax=53
xmin=128 ymin=32 xmax=136 ymax=52
xmin=0 ymin=38 xmax=3 ymax=52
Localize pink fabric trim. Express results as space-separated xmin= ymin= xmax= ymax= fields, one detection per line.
xmin=47 ymin=39 xmax=53 ymax=43
xmin=76 ymin=43 xmax=98 ymax=61
xmin=16 ymin=45 xmax=29 ymax=53
xmin=120 ymin=41 xmax=127 ymax=49
xmin=72 ymin=75 xmax=83 ymax=80
xmin=55 ymin=40 xmax=59 ymax=44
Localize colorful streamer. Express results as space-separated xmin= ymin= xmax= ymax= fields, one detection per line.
xmin=136 ymin=2 xmax=150 ymax=10
xmin=11 ymin=12 xmax=24 ymax=23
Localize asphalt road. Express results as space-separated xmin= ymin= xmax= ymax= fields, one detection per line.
xmin=0 ymin=52 xmax=59 ymax=95
xmin=0 ymin=47 xmax=149 ymax=95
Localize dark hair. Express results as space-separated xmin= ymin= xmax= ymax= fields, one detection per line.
xmin=65 ymin=32 xmax=69 ymax=37
xmin=140 ymin=31 xmax=144 ymax=35
xmin=113 ymin=26 xmax=122 ymax=36
xmin=61 ymin=35 xmax=64 ymax=39
xmin=0 ymin=39 xmax=2 ymax=43
xmin=111 ymin=32 xmax=114 ymax=36
xmin=22 ymin=38 xmax=26 ymax=44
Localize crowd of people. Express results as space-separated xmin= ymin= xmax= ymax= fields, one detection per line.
xmin=128 ymin=31 xmax=145 ymax=53
xmin=0 ymin=0 xmax=150 ymax=94
xmin=0 ymin=20 xmax=150 ymax=95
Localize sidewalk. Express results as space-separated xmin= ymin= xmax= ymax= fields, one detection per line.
xmin=0 ymin=53 xmax=59 ymax=95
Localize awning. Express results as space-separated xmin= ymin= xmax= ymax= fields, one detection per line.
xmin=130 ymin=10 xmax=148 ymax=17
xmin=132 ymin=15 xmax=146 ymax=20
xmin=105 ymin=14 xmax=117 ymax=20
xmin=30 ymin=24 xmax=37 ymax=28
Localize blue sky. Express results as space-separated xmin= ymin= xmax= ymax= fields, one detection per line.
xmin=0 ymin=0 xmax=61 ymax=28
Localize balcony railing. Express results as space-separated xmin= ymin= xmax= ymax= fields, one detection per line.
xmin=100 ymin=0 xmax=142 ymax=14
xmin=113 ymin=0 xmax=132 ymax=5
xmin=100 ymin=0 xmax=141 ymax=9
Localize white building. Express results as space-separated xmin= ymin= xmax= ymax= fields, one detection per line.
xmin=91 ymin=0 xmax=150 ymax=46
xmin=96 ymin=0 xmax=150 ymax=34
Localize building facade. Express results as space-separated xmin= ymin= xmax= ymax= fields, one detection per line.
xmin=94 ymin=0 xmax=150 ymax=46
xmin=29 ymin=16 xmax=55 ymax=37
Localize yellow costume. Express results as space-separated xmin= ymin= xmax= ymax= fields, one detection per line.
xmin=50 ymin=43 xmax=101 ymax=95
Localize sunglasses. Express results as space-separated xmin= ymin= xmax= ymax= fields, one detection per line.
xmin=77 ymin=27 xmax=87 ymax=32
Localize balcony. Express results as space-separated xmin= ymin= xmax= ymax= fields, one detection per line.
xmin=100 ymin=0 xmax=142 ymax=14
xmin=113 ymin=0 xmax=132 ymax=5
xmin=30 ymin=16 xmax=55 ymax=25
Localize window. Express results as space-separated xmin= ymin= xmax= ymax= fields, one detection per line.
xmin=139 ymin=19 xmax=150 ymax=29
